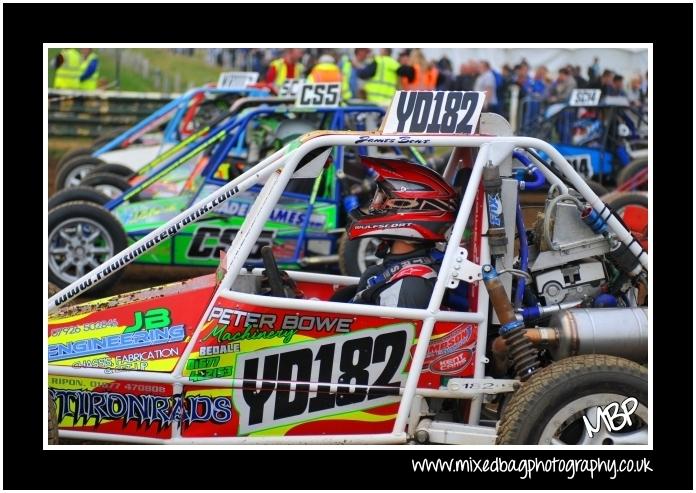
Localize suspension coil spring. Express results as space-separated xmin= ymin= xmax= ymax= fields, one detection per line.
xmin=500 ymin=320 xmax=539 ymax=381
xmin=482 ymin=264 xmax=540 ymax=381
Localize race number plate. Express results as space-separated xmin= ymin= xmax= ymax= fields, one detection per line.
xmin=565 ymin=153 xmax=594 ymax=178
xmin=217 ymin=72 xmax=259 ymax=89
xmin=278 ymin=79 xmax=304 ymax=97
xmin=383 ymin=91 xmax=485 ymax=134
xmin=295 ymin=83 xmax=341 ymax=107
xmin=569 ymin=89 xmax=601 ymax=107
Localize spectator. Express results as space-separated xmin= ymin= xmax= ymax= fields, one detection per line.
xmin=436 ymin=55 xmax=454 ymax=90
xmin=520 ymin=65 xmax=549 ymax=129
xmin=626 ymin=75 xmax=645 ymax=106
xmin=451 ymin=61 xmax=477 ymax=91
xmin=251 ymin=49 xmax=267 ymax=75
xmin=588 ymin=57 xmax=601 ymax=82
xmin=514 ymin=62 xmax=532 ymax=97
xmin=502 ymin=64 xmax=513 ymax=83
xmin=589 ymin=69 xmax=614 ymax=97
xmin=79 ymin=49 xmax=100 ymax=90
xmin=531 ymin=65 xmax=548 ymax=96
xmin=400 ymin=48 xmax=439 ymax=91
xmin=473 ymin=60 xmax=498 ymax=112
xmin=547 ymin=67 xmax=577 ymax=102
xmin=397 ymin=50 xmax=410 ymax=65
xmin=265 ymin=48 xmax=305 ymax=89
xmin=641 ymin=71 xmax=648 ymax=100
xmin=53 ymin=48 xmax=82 ymax=89
xmin=572 ymin=65 xmax=588 ymax=88
xmin=608 ymin=74 xmax=627 ymax=96
xmin=356 ymin=48 xmax=412 ymax=106
xmin=306 ymin=54 xmax=342 ymax=83
xmin=349 ymin=48 xmax=371 ymax=99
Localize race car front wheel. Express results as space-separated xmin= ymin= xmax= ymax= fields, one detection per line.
xmin=48 ymin=201 xmax=128 ymax=295
xmin=80 ymin=172 xmax=131 ymax=199
xmin=338 ymin=233 xmax=382 ymax=277
xmin=48 ymin=186 xmax=112 ymax=210
xmin=496 ymin=354 xmax=648 ymax=445
xmin=55 ymin=156 xmax=107 ymax=190
xmin=56 ymin=147 xmax=92 ymax=169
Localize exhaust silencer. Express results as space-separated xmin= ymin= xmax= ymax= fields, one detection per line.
xmin=548 ymin=308 xmax=648 ymax=363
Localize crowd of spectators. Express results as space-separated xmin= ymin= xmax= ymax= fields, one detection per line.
xmin=172 ymin=49 xmax=648 ymax=112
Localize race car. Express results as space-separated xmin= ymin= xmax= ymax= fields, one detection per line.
xmin=519 ymin=89 xmax=648 ymax=188
xmin=47 ymin=90 xmax=649 ymax=445
xmin=54 ymin=84 xmax=270 ymax=190
xmin=48 ymin=88 xmax=426 ymax=293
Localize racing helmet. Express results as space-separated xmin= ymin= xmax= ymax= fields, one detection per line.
xmin=347 ymin=156 xmax=458 ymax=242
xmin=571 ymin=119 xmax=603 ymax=146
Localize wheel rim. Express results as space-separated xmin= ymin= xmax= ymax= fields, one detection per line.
xmin=64 ymin=164 xmax=96 ymax=188
xmin=48 ymin=218 xmax=115 ymax=283
xmin=357 ymin=238 xmax=382 ymax=273
xmin=539 ymin=393 xmax=648 ymax=445
xmin=94 ymin=184 xmax=123 ymax=199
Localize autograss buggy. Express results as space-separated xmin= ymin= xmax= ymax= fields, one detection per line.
xmin=47 ymin=90 xmax=649 ymax=445
xmin=55 ymin=85 xmax=269 ymax=190
xmin=53 ymin=95 xmax=296 ymax=200
xmin=520 ymin=89 xmax=648 ymax=189
xmin=48 ymin=97 xmax=426 ymax=293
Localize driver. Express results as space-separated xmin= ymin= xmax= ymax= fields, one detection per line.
xmin=345 ymin=156 xmax=458 ymax=309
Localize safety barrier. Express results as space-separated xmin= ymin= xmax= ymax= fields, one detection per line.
xmin=48 ymin=89 xmax=179 ymax=137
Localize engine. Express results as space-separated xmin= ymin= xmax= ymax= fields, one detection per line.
xmin=486 ymin=179 xmax=649 ymax=378
xmin=525 ymin=191 xmax=645 ymax=309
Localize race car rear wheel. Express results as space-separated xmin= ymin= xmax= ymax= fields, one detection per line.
xmin=607 ymin=192 xmax=648 ymax=215
xmin=80 ymin=172 xmax=131 ymax=199
xmin=48 ymin=391 xmax=59 ymax=445
xmin=48 ymin=186 xmax=111 ymax=210
xmin=496 ymin=354 xmax=648 ymax=445
xmin=55 ymin=156 xmax=107 ymax=190
xmin=48 ymin=201 xmax=128 ymax=294
xmin=338 ymin=233 xmax=382 ymax=277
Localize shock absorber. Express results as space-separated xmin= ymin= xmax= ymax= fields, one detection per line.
xmin=482 ymin=264 xmax=539 ymax=381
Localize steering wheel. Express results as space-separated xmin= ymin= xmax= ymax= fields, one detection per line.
xmin=260 ymin=246 xmax=297 ymax=298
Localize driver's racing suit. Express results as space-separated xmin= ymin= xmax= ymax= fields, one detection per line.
xmin=351 ymin=247 xmax=441 ymax=309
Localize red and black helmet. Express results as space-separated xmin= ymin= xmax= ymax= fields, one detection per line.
xmin=347 ymin=156 xmax=458 ymax=242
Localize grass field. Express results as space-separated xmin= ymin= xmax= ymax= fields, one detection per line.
xmin=47 ymin=48 xmax=222 ymax=92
